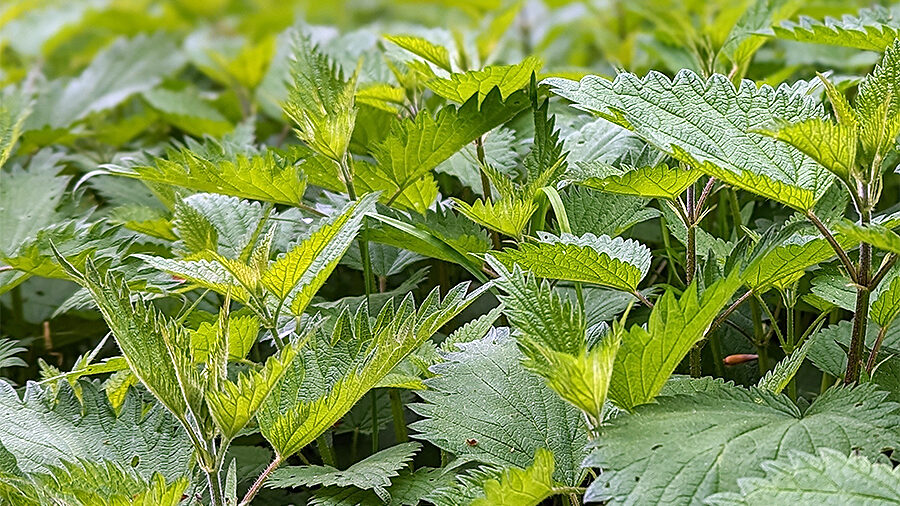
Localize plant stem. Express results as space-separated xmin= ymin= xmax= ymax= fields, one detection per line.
xmin=371 ymin=391 xmax=380 ymax=452
xmin=340 ymin=154 xmax=374 ymax=299
xmin=707 ymin=289 xmax=754 ymax=336
xmin=389 ymin=389 xmax=409 ymax=443
xmin=317 ymin=431 xmax=337 ymax=467
xmin=206 ymin=468 xmax=225 ymax=506
xmin=240 ymin=457 xmax=283 ymax=506
xmin=865 ymin=325 xmax=888 ymax=375
xmin=806 ymin=210 xmax=858 ymax=282
xmin=846 ymin=199 xmax=872 ymax=384
xmin=475 ymin=136 xmax=502 ymax=250
xmin=685 ymin=183 xmax=701 ymax=377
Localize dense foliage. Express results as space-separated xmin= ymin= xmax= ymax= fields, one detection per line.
xmin=1 ymin=0 xmax=900 ymax=504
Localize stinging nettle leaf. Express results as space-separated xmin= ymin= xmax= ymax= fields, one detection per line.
xmin=608 ymin=271 xmax=742 ymax=410
xmin=425 ymin=56 xmax=542 ymax=105
xmin=410 ymin=329 xmax=590 ymax=486
xmin=490 ymin=232 xmax=651 ymax=293
xmin=586 ymin=383 xmax=900 ymax=504
xmin=706 ymin=448 xmax=900 ymax=505
xmin=771 ymin=6 xmax=900 ymax=51
xmin=571 ymin=162 xmax=702 ymax=200
xmin=545 ymin=71 xmax=833 ymax=210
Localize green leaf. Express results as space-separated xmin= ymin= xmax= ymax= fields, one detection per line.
xmin=487 ymin=257 xmax=619 ymax=424
xmin=206 ymin=339 xmax=300 ymax=439
xmin=561 ymin=186 xmax=658 ymax=237
xmin=490 ymin=232 xmax=651 ymax=293
xmin=268 ymin=441 xmax=420 ymax=494
xmin=833 ymin=221 xmax=900 ymax=254
xmin=609 ymin=272 xmax=742 ymax=410
xmin=757 ymin=334 xmax=814 ymax=394
xmin=284 ymin=32 xmax=358 ymax=161
xmin=56 ymin=259 xmax=204 ymax=425
xmin=311 ymin=467 xmax=457 ymax=506
xmin=142 ymin=87 xmax=232 ymax=137
xmin=758 ymin=118 xmax=857 ymax=182
xmin=706 ymin=448 xmax=900 ymax=505
xmin=259 ymin=282 xmax=486 ymax=459
xmin=410 ymin=330 xmax=590 ymax=486
xmin=572 ymin=162 xmax=702 ymax=200
xmin=545 ymin=72 xmax=832 ymax=210
xmin=425 ymin=56 xmax=541 ymax=105
xmin=19 ymin=459 xmax=188 ymax=506
xmin=453 ymin=196 xmax=537 ymax=240
xmin=871 ymin=264 xmax=900 ymax=328
xmin=25 ymin=34 xmax=185 ymax=131
xmin=855 ymin=39 xmax=900 ymax=162
xmin=472 ymin=448 xmax=557 ymax=506
xmin=0 ymin=86 xmax=31 ymax=167
xmin=372 ymin=87 xmax=529 ymax=201
xmin=741 ymin=232 xmax=854 ymax=292
xmin=173 ymin=193 xmax=267 ymax=259
xmin=384 ymin=34 xmax=453 ymax=72
xmin=262 ymin=193 xmax=376 ymax=314
xmin=0 ymin=381 xmax=191 ymax=481
xmin=771 ymin=6 xmax=900 ymax=51
xmin=586 ymin=383 xmax=900 ymax=504
xmin=114 ymin=145 xmax=308 ymax=206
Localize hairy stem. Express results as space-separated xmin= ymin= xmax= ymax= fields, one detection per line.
xmin=240 ymin=457 xmax=283 ymax=506
xmin=685 ymin=184 xmax=701 ymax=377
xmin=846 ymin=196 xmax=872 ymax=384
xmin=475 ymin=136 xmax=502 ymax=250
xmin=806 ymin=210 xmax=858 ymax=282
xmin=866 ymin=325 xmax=889 ymax=375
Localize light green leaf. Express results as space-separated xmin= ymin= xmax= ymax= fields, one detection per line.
xmin=21 ymin=459 xmax=188 ymax=506
xmin=205 ymin=340 xmax=300 ymax=439
xmin=142 ymin=87 xmax=232 ymax=137
xmin=0 ymin=86 xmax=31 ymax=167
xmin=707 ymin=448 xmax=900 ymax=505
xmin=453 ymin=196 xmax=537 ymax=240
xmin=757 ymin=334 xmax=814 ymax=394
xmin=410 ymin=330 xmax=590 ymax=486
xmin=284 ymin=32 xmax=358 ymax=161
xmin=759 ymin=118 xmax=857 ymax=181
xmin=572 ymin=162 xmax=702 ymax=200
xmin=545 ymin=71 xmax=832 ymax=210
xmin=425 ymin=56 xmax=542 ymax=104
xmin=262 ymin=193 xmax=376 ymax=314
xmin=872 ymin=264 xmax=900 ymax=329
xmin=586 ymin=383 xmax=900 ymax=504
xmin=741 ymin=232 xmax=853 ymax=292
xmin=771 ymin=6 xmax=900 ymax=51
xmin=114 ymin=146 xmax=307 ymax=206
xmin=384 ymin=34 xmax=453 ymax=72
xmin=834 ymin=221 xmax=900 ymax=254
xmin=372 ymin=87 xmax=529 ymax=201
xmin=259 ymin=283 xmax=486 ymax=459
xmin=56 ymin=259 xmax=204 ymax=425
xmin=492 ymin=232 xmax=651 ymax=293
xmin=609 ymin=272 xmax=742 ymax=410
xmin=472 ymin=448 xmax=557 ymax=506
xmin=267 ymin=442 xmax=420 ymax=493
xmin=855 ymin=39 xmax=900 ymax=161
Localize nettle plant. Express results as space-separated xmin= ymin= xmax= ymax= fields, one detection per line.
xmin=2 ymin=1 xmax=900 ymax=505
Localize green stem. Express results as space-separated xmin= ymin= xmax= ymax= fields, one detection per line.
xmin=371 ymin=391 xmax=380 ymax=452
xmin=475 ymin=136 xmax=501 ymax=250
xmin=206 ymin=468 xmax=225 ymax=506
xmin=389 ymin=389 xmax=409 ymax=443
xmin=317 ymin=431 xmax=337 ymax=467
xmin=846 ymin=198 xmax=872 ymax=384
xmin=685 ymin=183 xmax=701 ymax=377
